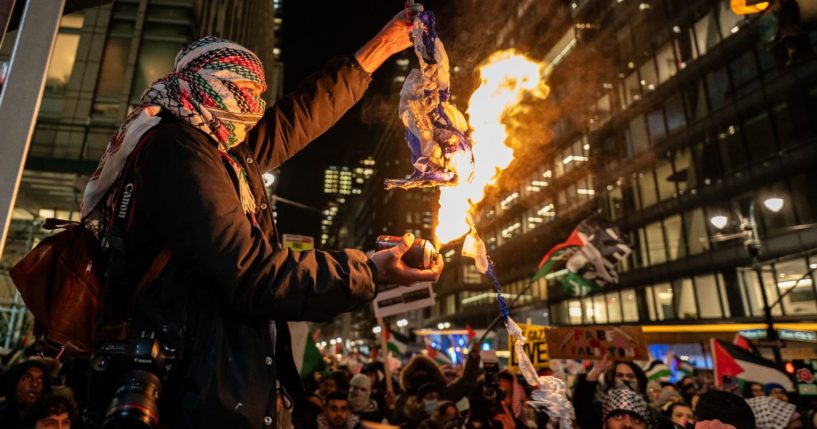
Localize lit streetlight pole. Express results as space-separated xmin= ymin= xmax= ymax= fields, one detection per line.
xmin=710 ymin=197 xmax=786 ymax=365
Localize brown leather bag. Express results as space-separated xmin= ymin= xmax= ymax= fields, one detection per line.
xmin=9 ymin=220 xmax=170 ymax=358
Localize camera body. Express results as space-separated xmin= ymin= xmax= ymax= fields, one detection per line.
xmin=91 ymin=329 xmax=178 ymax=429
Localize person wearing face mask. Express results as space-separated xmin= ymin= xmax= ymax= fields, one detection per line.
xmin=572 ymin=354 xmax=655 ymax=429
xmin=348 ymin=374 xmax=382 ymax=422
xmin=418 ymin=400 xmax=463 ymax=429
xmin=395 ymin=383 xmax=446 ymax=428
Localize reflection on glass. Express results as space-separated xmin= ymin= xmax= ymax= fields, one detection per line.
xmin=622 ymin=290 xmax=638 ymax=321
xmin=696 ymin=275 xmax=723 ymax=318
xmin=655 ymin=283 xmax=674 ymax=319
xmin=645 ymin=221 xmax=667 ymax=265
xmin=684 ymin=208 xmax=710 ymax=254
xmin=664 ymin=215 xmax=686 ymax=260
xmin=607 ymin=292 xmax=623 ymax=323
xmin=676 ymin=279 xmax=697 ymax=319
xmin=774 ymin=258 xmax=817 ymax=315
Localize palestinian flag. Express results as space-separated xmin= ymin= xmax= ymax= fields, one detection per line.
xmin=673 ymin=356 xmax=695 ymax=377
xmin=645 ymin=360 xmax=672 ymax=381
xmin=385 ymin=327 xmax=408 ymax=359
xmin=532 ymin=216 xmax=631 ymax=296
xmin=288 ymin=322 xmax=326 ymax=378
xmin=711 ymin=339 xmax=794 ymax=390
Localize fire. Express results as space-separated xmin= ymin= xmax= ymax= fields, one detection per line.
xmin=435 ymin=50 xmax=548 ymax=244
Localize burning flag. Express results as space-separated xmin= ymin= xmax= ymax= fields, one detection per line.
xmin=532 ymin=216 xmax=632 ymax=296
xmin=385 ymin=10 xmax=473 ymax=190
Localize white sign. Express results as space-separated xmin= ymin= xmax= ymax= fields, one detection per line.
xmin=372 ymin=282 xmax=436 ymax=318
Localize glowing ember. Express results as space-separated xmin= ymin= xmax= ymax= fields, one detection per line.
xmin=435 ymin=50 xmax=548 ymax=244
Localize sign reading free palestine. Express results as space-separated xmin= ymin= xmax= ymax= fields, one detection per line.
xmin=546 ymin=325 xmax=648 ymax=360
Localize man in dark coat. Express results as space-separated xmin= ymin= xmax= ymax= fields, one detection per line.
xmin=81 ymin=5 xmax=440 ymax=429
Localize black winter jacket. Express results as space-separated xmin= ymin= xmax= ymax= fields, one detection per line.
xmin=98 ymin=56 xmax=374 ymax=429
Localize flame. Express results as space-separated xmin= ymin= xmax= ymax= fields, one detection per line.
xmin=435 ymin=50 xmax=548 ymax=244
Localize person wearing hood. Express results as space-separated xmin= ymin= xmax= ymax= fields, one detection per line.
xmin=80 ymin=4 xmax=442 ymax=428
xmin=602 ymin=388 xmax=649 ymax=429
xmin=418 ymin=400 xmax=463 ymax=429
xmin=390 ymin=352 xmax=480 ymax=425
xmin=572 ymin=355 xmax=653 ymax=429
xmin=348 ymin=374 xmax=382 ymax=422
xmin=0 ymin=359 xmax=52 ymax=429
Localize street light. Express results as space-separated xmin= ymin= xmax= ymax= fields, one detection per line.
xmin=709 ymin=196 xmax=785 ymax=365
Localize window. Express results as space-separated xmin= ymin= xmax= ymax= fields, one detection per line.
xmin=743 ymin=112 xmax=778 ymax=162
xmin=664 ymin=214 xmax=686 ymax=260
xmin=636 ymin=170 xmax=658 ymax=209
xmin=655 ymin=155 xmax=676 ymax=201
xmin=717 ymin=124 xmax=747 ymax=173
xmin=675 ymin=279 xmax=697 ymax=319
xmin=639 ymin=59 xmax=658 ymax=92
xmin=647 ymin=107 xmax=667 ymax=143
xmin=593 ymin=295 xmax=608 ymax=324
xmin=772 ymin=103 xmax=795 ymax=148
xmin=607 ymin=292 xmax=623 ymax=323
xmin=674 ymin=147 xmax=693 ymax=192
xmin=583 ymin=297 xmax=595 ymax=324
xmin=739 ymin=266 xmax=782 ymax=317
xmin=96 ymin=38 xmax=131 ymax=97
xmin=46 ymin=14 xmax=84 ymax=91
xmin=684 ymin=208 xmax=710 ymax=255
xmin=646 ymin=287 xmax=657 ymax=320
xmin=621 ymin=71 xmax=641 ymax=109
xmin=706 ymin=67 xmax=732 ymax=111
xmin=606 ymin=184 xmax=625 ymax=219
xmin=568 ymin=300 xmax=582 ymax=324
xmin=695 ymin=274 xmax=723 ymax=319
xmin=790 ymin=174 xmax=817 ymax=225
xmin=621 ymin=289 xmax=638 ymax=321
xmin=773 ymin=258 xmax=817 ymax=316
xmin=656 ymin=43 xmax=677 ymax=84
xmin=685 ymin=80 xmax=709 ymax=121
xmin=729 ymin=50 xmax=759 ymax=94
xmin=617 ymin=25 xmax=634 ymax=62
xmin=654 ymin=283 xmax=675 ymax=320
xmin=645 ymin=221 xmax=667 ymax=265
xmin=627 ymin=115 xmax=649 ymax=157
xmin=665 ymin=94 xmax=687 ymax=134
xmin=692 ymin=9 xmax=719 ymax=58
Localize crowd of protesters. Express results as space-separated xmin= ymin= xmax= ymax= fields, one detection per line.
xmin=2 ymin=343 xmax=817 ymax=428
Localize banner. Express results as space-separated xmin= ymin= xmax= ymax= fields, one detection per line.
xmin=509 ymin=324 xmax=549 ymax=374
xmin=546 ymin=326 xmax=648 ymax=360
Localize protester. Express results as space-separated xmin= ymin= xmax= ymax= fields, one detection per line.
xmin=391 ymin=352 xmax=480 ymax=426
xmin=743 ymin=382 xmax=765 ymax=399
xmin=20 ymin=394 xmax=77 ymax=429
xmin=601 ymin=388 xmax=649 ymax=429
xmin=79 ymin=4 xmax=443 ymax=427
xmin=648 ymin=381 xmax=663 ymax=407
xmin=664 ymin=402 xmax=695 ymax=428
xmin=572 ymin=355 xmax=652 ymax=429
xmin=348 ymin=373 xmax=382 ymax=422
xmin=0 ymin=359 xmax=52 ymax=429
xmin=497 ymin=370 xmax=527 ymax=423
xmin=657 ymin=389 xmax=684 ymax=412
xmin=694 ymin=391 xmax=756 ymax=429
xmin=418 ymin=400 xmax=462 ymax=429
xmin=765 ymin=383 xmax=791 ymax=403
xmin=677 ymin=377 xmax=698 ymax=404
xmin=318 ymin=392 xmax=362 ymax=429
xmin=747 ymin=396 xmax=800 ymax=429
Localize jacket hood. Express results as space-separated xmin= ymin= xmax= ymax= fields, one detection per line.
xmin=400 ymin=355 xmax=446 ymax=395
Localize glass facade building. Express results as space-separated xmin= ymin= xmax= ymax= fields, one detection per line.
xmin=429 ymin=0 xmax=817 ymax=330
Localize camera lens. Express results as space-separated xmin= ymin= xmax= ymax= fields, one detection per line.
xmin=102 ymin=370 xmax=161 ymax=429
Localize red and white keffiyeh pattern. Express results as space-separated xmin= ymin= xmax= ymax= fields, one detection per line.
xmin=82 ymin=36 xmax=267 ymax=218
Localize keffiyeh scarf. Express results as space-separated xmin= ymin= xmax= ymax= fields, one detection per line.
xmin=82 ymin=36 xmax=267 ymax=218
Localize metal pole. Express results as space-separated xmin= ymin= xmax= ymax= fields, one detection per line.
xmin=745 ymin=203 xmax=783 ymax=366
xmin=0 ymin=0 xmax=65 ymax=260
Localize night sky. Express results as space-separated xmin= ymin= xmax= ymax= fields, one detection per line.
xmin=277 ymin=0 xmax=449 ymax=240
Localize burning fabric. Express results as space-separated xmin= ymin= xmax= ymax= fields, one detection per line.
xmin=384 ymin=11 xmax=474 ymax=190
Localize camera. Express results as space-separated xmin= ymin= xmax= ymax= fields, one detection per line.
xmin=480 ymin=350 xmax=504 ymax=404
xmin=90 ymin=329 xmax=178 ymax=429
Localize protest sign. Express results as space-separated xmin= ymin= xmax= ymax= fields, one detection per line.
xmin=508 ymin=323 xmax=549 ymax=374
xmin=546 ymin=325 xmax=648 ymax=360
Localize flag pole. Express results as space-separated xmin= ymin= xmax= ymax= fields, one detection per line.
xmin=477 ymin=277 xmax=537 ymax=344
xmin=377 ymin=316 xmax=394 ymax=394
